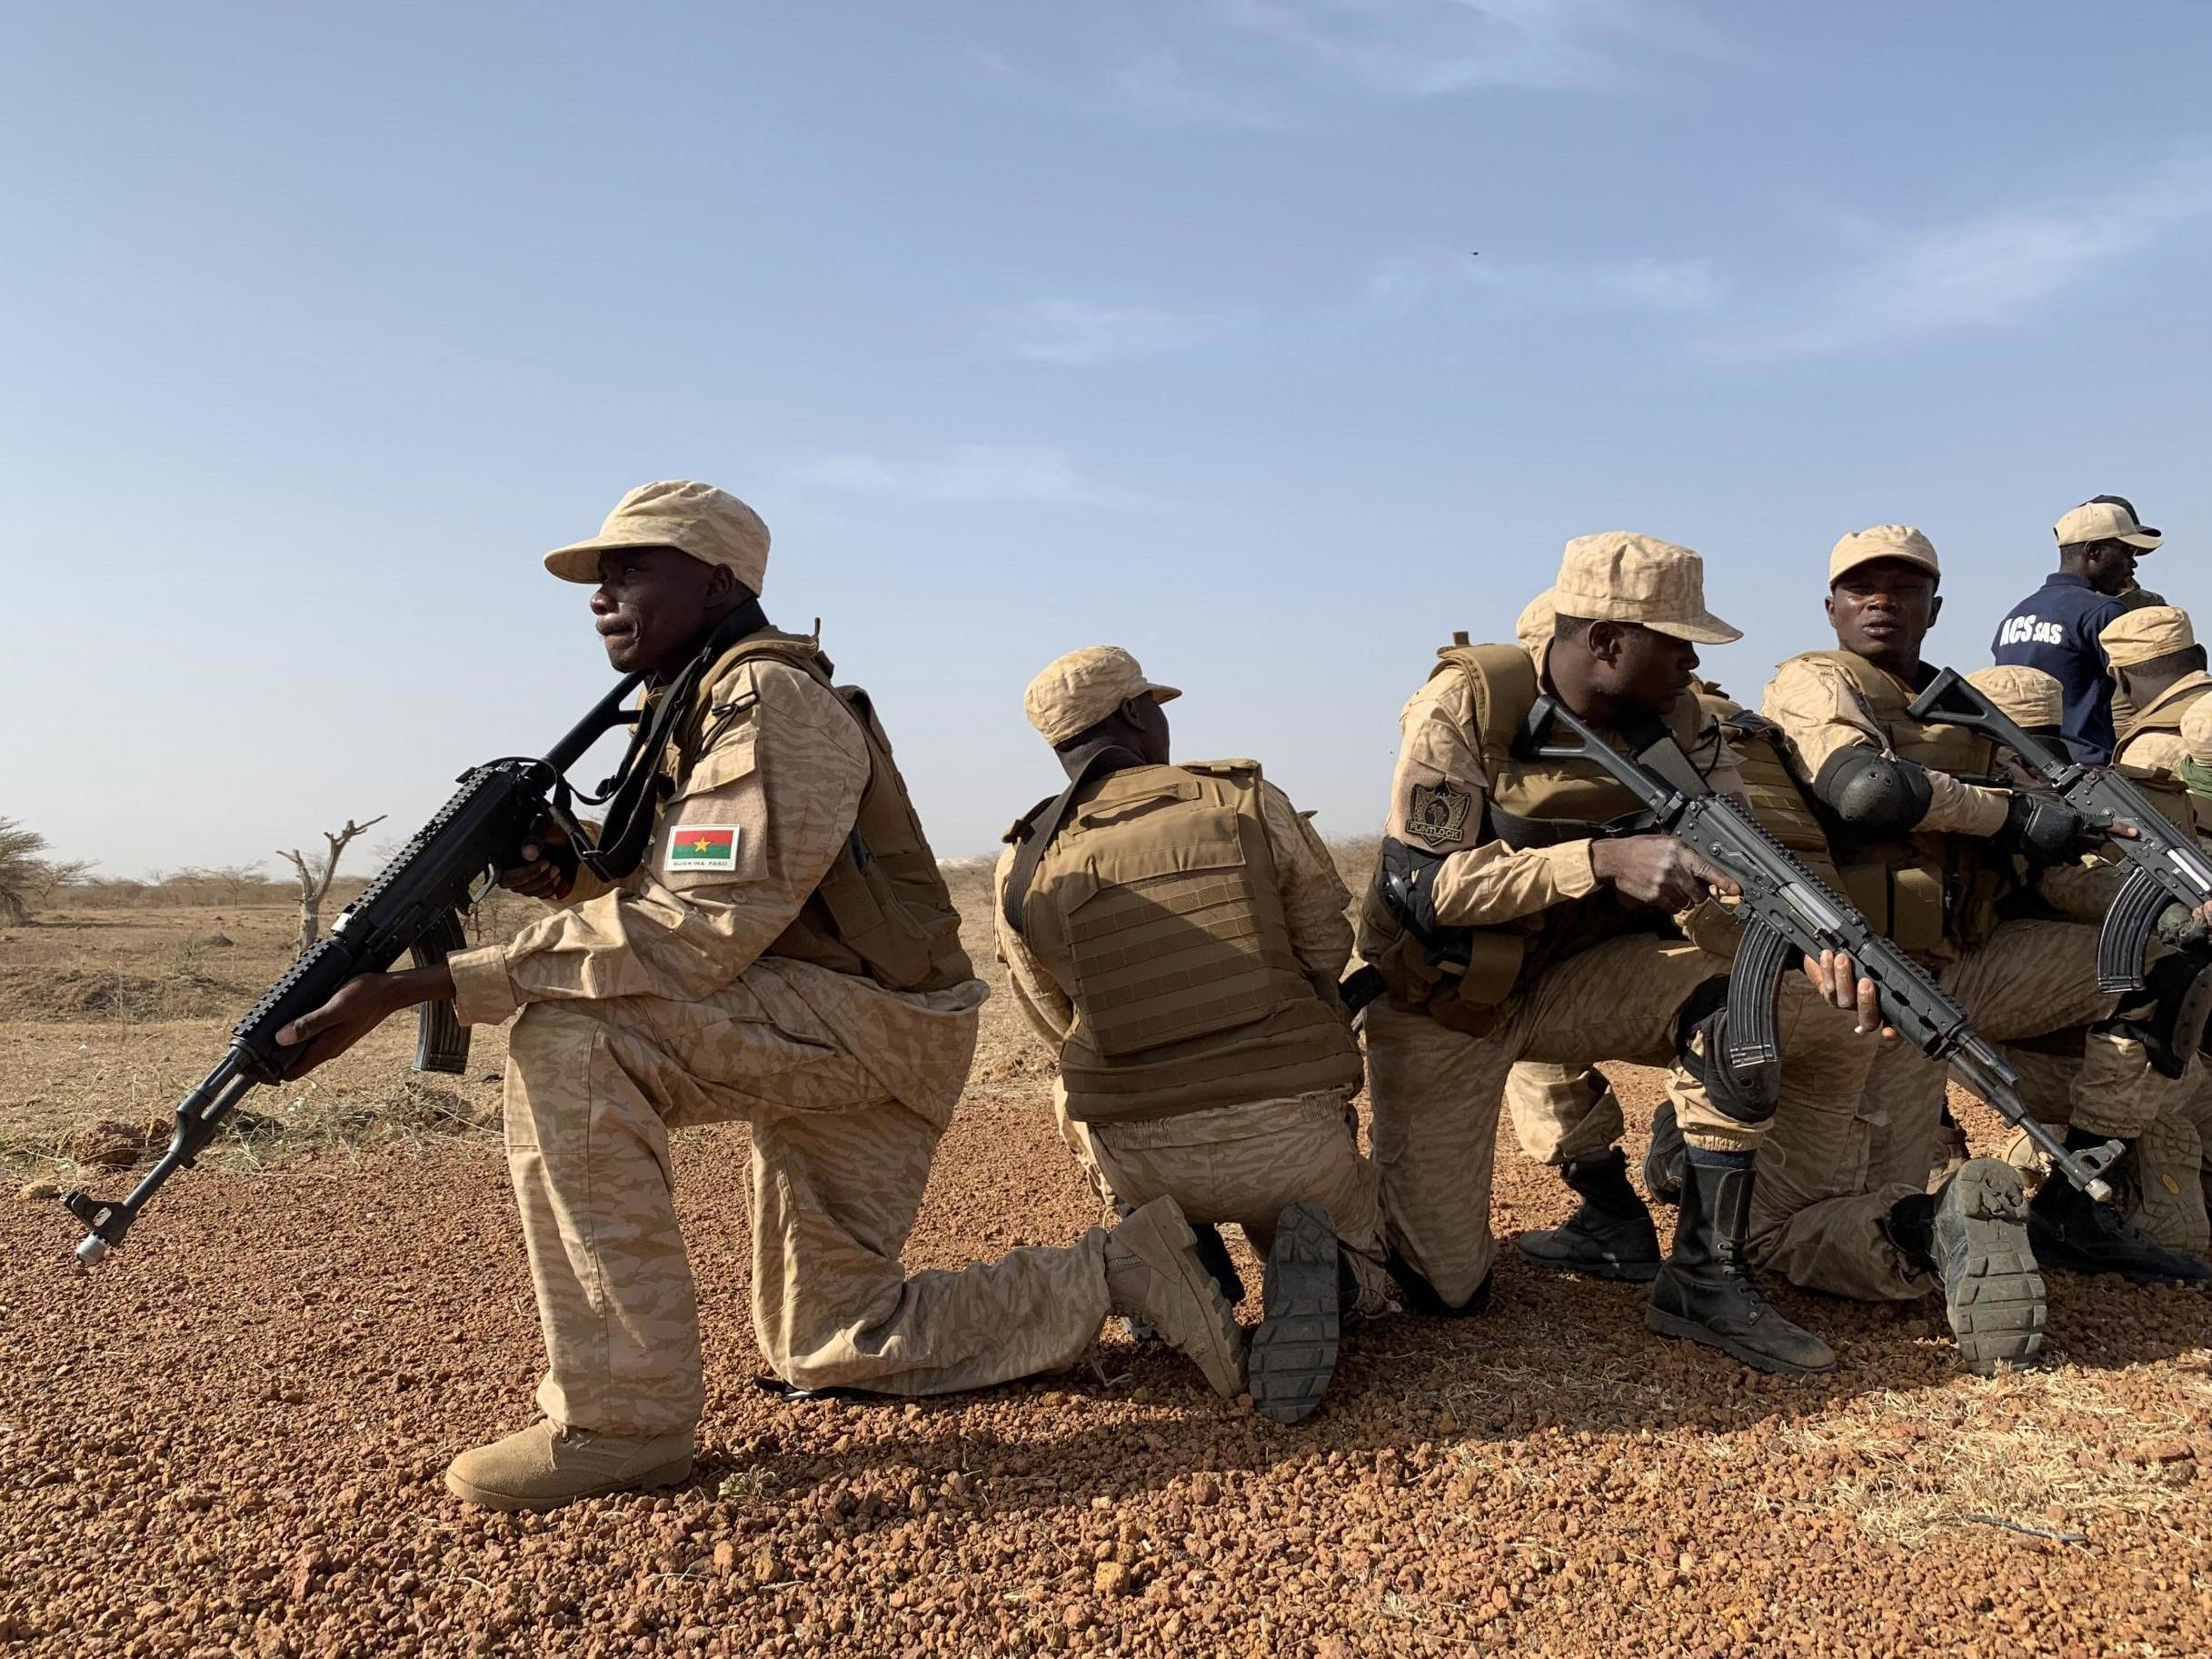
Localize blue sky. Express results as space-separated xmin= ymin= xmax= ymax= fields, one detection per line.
xmin=8 ymin=1 xmax=2212 ymax=876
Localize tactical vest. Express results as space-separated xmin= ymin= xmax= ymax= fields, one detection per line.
xmin=1695 ymin=685 xmax=1847 ymax=892
xmin=663 ymin=629 xmax=973 ymax=994
xmin=1779 ymin=649 xmax=2004 ymax=956
xmin=1355 ymin=642 xmax=1714 ymax=1035
xmin=1004 ymin=759 xmax=1361 ymax=1124
xmin=2114 ymin=674 xmax=2212 ymax=842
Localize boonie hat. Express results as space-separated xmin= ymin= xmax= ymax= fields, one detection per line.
xmin=1514 ymin=591 xmax=1557 ymax=654
xmin=1549 ymin=533 xmax=1739 ymax=645
xmin=1966 ymin=665 xmax=2063 ymax=730
xmin=1024 ymin=646 xmax=1181 ymax=745
xmin=2099 ymin=605 xmax=2196 ymax=669
xmin=545 ymin=480 xmax=771 ymax=589
xmin=2056 ymin=495 xmax=2161 ymax=551
xmin=1829 ymin=525 xmax=1940 ymax=585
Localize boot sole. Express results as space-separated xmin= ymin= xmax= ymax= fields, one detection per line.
xmin=1515 ymin=1235 xmax=1661 ymax=1283
xmin=443 ymin=1455 xmax=693 ymax=1513
xmin=1935 ymin=1162 xmax=2045 ymax=1376
xmin=1250 ymin=1203 xmax=1341 ymax=1425
xmin=2027 ymin=1216 xmax=2212 ymax=1285
xmin=1643 ymin=1305 xmax=1836 ymax=1378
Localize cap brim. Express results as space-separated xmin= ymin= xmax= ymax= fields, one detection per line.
xmin=543 ymin=530 xmax=681 ymax=584
xmin=1830 ymin=550 xmax=1942 ymax=589
xmin=1645 ymin=614 xmax=1742 ymax=646
xmin=2119 ymin=529 xmax=2162 ymax=550
xmin=1145 ymin=683 xmax=1181 ymax=706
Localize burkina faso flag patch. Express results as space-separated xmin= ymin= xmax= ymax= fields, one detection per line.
xmin=666 ymin=825 xmax=740 ymax=872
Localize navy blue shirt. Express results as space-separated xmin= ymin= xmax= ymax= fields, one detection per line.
xmin=1990 ymin=572 xmax=2124 ymax=763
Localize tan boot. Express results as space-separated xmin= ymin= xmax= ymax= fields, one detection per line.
xmin=443 ymin=1421 xmax=693 ymax=1512
xmin=1104 ymin=1197 xmax=1247 ymax=1398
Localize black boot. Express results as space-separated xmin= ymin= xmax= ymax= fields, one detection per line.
xmin=1249 ymin=1204 xmax=1342 ymax=1426
xmin=1643 ymin=1099 xmax=1686 ymax=1205
xmin=1886 ymin=1159 xmax=2046 ymax=1375
xmin=1646 ymin=1151 xmax=1835 ymax=1376
xmin=2028 ymin=1133 xmax=2212 ymax=1284
xmin=1517 ymin=1149 xmax=1663 ymax=1281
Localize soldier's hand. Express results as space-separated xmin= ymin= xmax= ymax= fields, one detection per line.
xmin=499 ymin=820 xmax=574 ymax=901
xmin=1592 ymin=834 xmax=1740 ymax=912
xmin=274 ymin=965 xmax=453 ymax=1075
xmin=1801 ymin=949 xmax=1899 ymax=1042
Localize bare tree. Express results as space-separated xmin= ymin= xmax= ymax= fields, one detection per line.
xmin=0 ymin=818 xmax=91 ymax=924
xmin=277 ymin=815 xmax=387 ymax=953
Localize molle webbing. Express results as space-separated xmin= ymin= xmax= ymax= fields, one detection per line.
xmin=1020 ymin=759 xmax=1360 ymax=1124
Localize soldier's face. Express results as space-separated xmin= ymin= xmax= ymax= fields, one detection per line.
xmin=1826 ymin=561 xmax=1939 ymax=665
xmin=2083 ymin=541 xmax=2139 ymax=596
xmin=591 ymin=545 xmax=729 ymax=675
xmin=1122 ymin=694 xmax=1171 ymax=765
xmin=1605 ymin=625 xmax=1699 ymax=715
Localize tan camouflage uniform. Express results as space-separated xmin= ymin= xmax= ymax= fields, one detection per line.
xmin=449 ymin=649 xmax=1117 ymax=1434
xmin=1753 ymin=655 xmax=2119 ymax=1299
xmin=993 ymin=685 xmax=1392 ymax=1316
xmin=1367 ymin=633 xmax=1876 ymax=1308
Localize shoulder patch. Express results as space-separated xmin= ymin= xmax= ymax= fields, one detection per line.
xmin=1405 ymin=781 xmax=1473 ymax=849
xmin=667 ymin=825 xmax=741 ymax=873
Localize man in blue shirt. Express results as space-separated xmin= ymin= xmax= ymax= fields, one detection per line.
xmin=1991 ymin=495 xmax=2166 ymax=762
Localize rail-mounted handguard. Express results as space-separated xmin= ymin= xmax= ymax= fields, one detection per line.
xmin=1515 ymin=695 xmax=2121 ymax=1201
xmin=58 ymin=675 xmax=644 ymax=1265
xmin=1907 ymin=666 xmax=2212 ymax=994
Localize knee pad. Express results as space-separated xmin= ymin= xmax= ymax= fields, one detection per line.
xmin=2104 ymin=952 xmax=2212 ymax=1080
xmin=1385 ymin=1248 xmax=1492 ymax=1319
xmin=1675 ymin=979 xmax=1780 ymax=1126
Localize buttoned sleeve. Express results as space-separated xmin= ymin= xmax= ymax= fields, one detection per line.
xmin=1255 ymin=779 xmax=1355 ymax=991
xmin=445 ymin=658 xmax=868 ymax=1026
xmin=1386 ymin=665 xmax=1599 ymax=927
xmin=1760 ymin=657 xmax=2009 ymax=839
xmin=991 ymin=843 xmax=1074 ymax=1049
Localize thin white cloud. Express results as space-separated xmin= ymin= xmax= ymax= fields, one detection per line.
xmin=997 ymin=298 xmax=1250 ymax=365
xmin=971 ymin=47 xmax=1281 ymax=131
xmin=787 ymin=445 xmax=1121 ymax=505
xmin=1720 ymin=151 xmax=2212 ymax=358
xmin=1226 ymin=0 xmax=1739 ymax=98
xmin=1365 ymin=245 xmax=1721 ymax=316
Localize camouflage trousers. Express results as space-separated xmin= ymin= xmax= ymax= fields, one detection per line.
xmin=1501 ymin=1064 xmax=1624 ymax=1165
xmin=1750 ymin=918 xmax=2122 ymax=1302
xmin=1364 ymin=936 xmax=1875 ymax=1308
xmin=1055 ymin=1086 xmax=1395 ymax=1317
xmin=2002 ymin=1042 xmax=2212 ymax=1254
xmin=502 ymin=988 xmax=1112 ymax=1436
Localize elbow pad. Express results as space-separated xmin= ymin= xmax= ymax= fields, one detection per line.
xmin=1378 ymin=836 xmax=1446 ymax=939
xmin=1811 ymin=748 xmax=1934 ymax=839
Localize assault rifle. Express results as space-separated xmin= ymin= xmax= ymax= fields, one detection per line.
xmin=59 ymin=675 xmax=643 ymax=1264
xmin=1907 ymin=666 xmax=2212 ymax=994
xmin=1518 ymin=695 xmax=2121 ymax=1200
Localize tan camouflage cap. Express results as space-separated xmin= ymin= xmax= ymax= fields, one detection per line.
xmin=1023 ymin=646 xmax=1181 ymax=745
xmin=2182 ymin=697 xmax=2212 ymax=767
xmin=2100 ymin=605 xmax=2195 ymax=668
xmin=1829 ymin=525 xmax=1940 ymax=585
xmin=544 ymin=481 xmax=771 ymax=589
xmin=1514 ymin=591 xmax=1557 ymax=654
xmin=1967 ymin=665 xmax=2063 ymax=730
xmin=2057 ymin=496 xmax=2161 ymax=551
xmin=1549 ymin=533 xmax=1739 ymax=645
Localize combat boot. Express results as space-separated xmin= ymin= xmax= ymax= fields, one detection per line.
xmin=443 ymin=1421 xmax=693 ymax=1513
xmin=1105 ymin=1196 xmax=1248 ymax=1397
xmin=1642 ymin=1099 xmax=1686 ymax=1205
xmin=1645 ymin=1152 xmax=1834 ymax=1377
xmin=1248 ymin=1203 xmax=1341 ymax=1425
xmin=1884 ymin=1159 xmax=2045 ymax=1375
xmin=2127 ymin=1110 xmax=2211 ymax=1255
xmin=1117 ymin=1211 xmax=1244 ymax=1342
xmin=2028 ymin=1133 xmax=2212 ymax=1283
xmin=1517 ymin=1148 xmax=1662 ymax=1281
